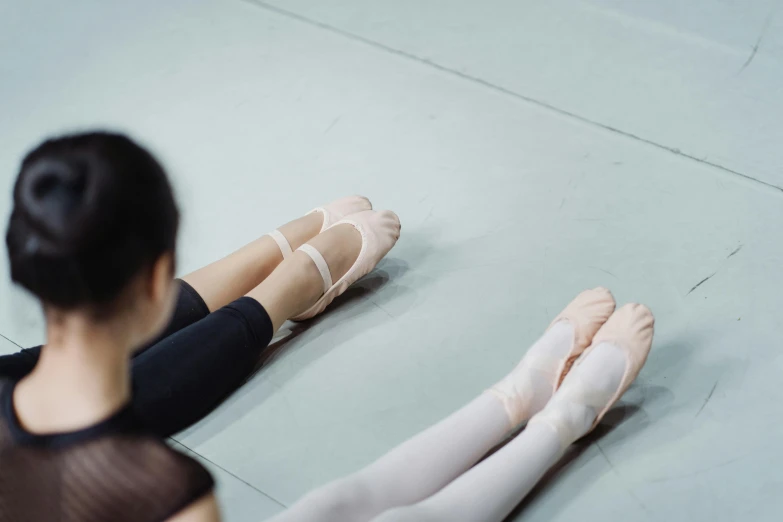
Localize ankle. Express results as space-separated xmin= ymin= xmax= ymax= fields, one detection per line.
xmin=289 ymin=250 xmax=328 ymax=299
xmin=304 ymin=224 xmax=362 ymax=283
xmin=489 ymin=322 xmax=577 ymax=427
xmin=530 ymin=400 xmax=597 ymax=448
xmin=278 ymin=213 xmax=323 ymax=251
xmin=246 ymin=251 xmax=326 ymax=329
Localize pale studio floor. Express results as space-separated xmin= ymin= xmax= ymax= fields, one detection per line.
xmin=1 ymin=1 xmax=783 ymax=521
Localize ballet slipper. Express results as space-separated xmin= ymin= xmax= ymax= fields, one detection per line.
xmin=580 ymin=303 xmax=654 ymax=430
xmin=549 ymin=287 xmax=616 ymax=388
xmin=266 ymin=196 xmax=373 ymax=259
xmin=291 ymin=210 xmax=401 ymax=321
xmin=308 ymin=195 xmax=373 ymax=233
xmin=488 ymin=288 xmax=616 ymax=427
xmin=529 ymin=303 xmax=654 ymax=448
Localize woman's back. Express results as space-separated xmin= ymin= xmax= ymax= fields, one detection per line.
xmin=0 ymin=379 xmax=213 ymax=521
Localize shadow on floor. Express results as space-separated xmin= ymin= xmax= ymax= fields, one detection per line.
xmin=502 ymin=336 xmax=698 ymax=520
xmin=504 ymin=405 xmax=646 ymax=521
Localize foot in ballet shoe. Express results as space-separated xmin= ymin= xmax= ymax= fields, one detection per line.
xmin=309 ymin=195 xmax=372 ymax=233
xmin=291 ymin=210 xmax=401 ymax=321
xmin=488 ymin=288 xmax=615 ymax=428
xmin=585 ymin=303 xmax=654 ymax=428
xmin=267 ymin=196 xmax=372 ymax=259
xmin=549 ymin=287 xmax=617 ymax=388
xmin=528 ymin=303 xmax=654 ymax=449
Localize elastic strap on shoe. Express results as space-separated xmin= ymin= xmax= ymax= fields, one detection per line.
xmin=297 ymin=244 xmax=333 ymax=294
xmin=268 ymin=230 xmax=293 ymax=259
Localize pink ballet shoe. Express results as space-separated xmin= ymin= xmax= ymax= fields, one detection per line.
xmin=527 ymin=303 xmax=654 ymax=448
xmin=550 ymin=287 xmax=616 ymax=389
xmin=581 ymin=303 xmax=654 ymax=431
xmin=267 ymin=196 xmax=372 ymax=258
xmin=309 ymin=195 xmax=373 ymax=233
xmin=487 ymin=288 xmax=615 ymax=427
xmin=291 ymin=210 xmax=401 ymax=321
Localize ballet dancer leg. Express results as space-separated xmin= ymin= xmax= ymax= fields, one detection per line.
xmin=266 ymin=289 xmax=616 ymax=522
xmin=133 ymin=209 xmax=399 ymax=436
xmin=372 ymin=304 xmax=654 ymax=522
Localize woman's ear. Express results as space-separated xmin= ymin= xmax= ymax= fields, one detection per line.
xmin=148 ymin=252 xmax=175 ymax=304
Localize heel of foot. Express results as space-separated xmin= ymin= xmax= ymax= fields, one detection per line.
xmin=486 ymin=384 xmax=528 ymax=428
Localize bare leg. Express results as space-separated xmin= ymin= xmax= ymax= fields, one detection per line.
xmin=182 ymin=213 xmax=323 ymax=311
xmin=120 ymin=223 xmax=368 ymax=437
xmin=247 ymin=223 xmax=362 ymax=332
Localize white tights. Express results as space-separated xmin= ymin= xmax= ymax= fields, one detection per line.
xmin=266 ymin=325 xmax=626 ymax=522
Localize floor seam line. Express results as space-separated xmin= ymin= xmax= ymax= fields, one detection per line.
xmin=239 ymin=0 xmax=783 ymax=197
xmin=171 ymin=438 xmax=289 ymax=509
xmin=0 ymin=333 xmax=23 ymax=349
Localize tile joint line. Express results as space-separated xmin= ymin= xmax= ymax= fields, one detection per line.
xmin=240 ymin=0 xmax=783 ymax=197
xmin=171 ymin=437 xmax=289 ymax=509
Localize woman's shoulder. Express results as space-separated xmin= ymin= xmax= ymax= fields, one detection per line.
xmin=76 ymin=434 xmax=215 ymax=496
xmin=0 ymin=393 xmax=215 ymax=522
xmin=66 ymin=433 xmax=216 ymax=521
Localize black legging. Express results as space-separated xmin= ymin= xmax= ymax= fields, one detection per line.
xmin=0 ymin=281 xmax=274 ymax=437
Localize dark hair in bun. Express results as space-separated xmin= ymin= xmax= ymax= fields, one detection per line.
xmin=6 ymin=132 xmax=179 ymax=310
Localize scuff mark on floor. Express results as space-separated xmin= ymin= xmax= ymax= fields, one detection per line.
xmin=687 ymin=272 xmax=716 ymax=295
xmin=324 ymin=115 xmax=342 ymax=134
xmin=739 ymin=42 xmax=761 ymax=73
xmin=727 ymin=244 xmax=743 ymax=259
xmin=695 ymin=380 xmax=719 ymax=418
xmin=738 ymin=9 xmax=777 ymax=74
xmin=588 ymin=266 xmax=618 ymax=279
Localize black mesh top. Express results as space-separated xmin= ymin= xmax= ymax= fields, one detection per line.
xmin=0 ymin=379 xmax=214 ymax=522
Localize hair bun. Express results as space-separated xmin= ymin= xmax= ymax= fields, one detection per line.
xmin=7 ymin=132 xmax=179 ymax=309
xmin=17 ymin=157 xmax=92 ymax=253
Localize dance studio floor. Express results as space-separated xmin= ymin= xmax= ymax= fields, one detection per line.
xmin=2 ymin=1 xmax=782 ymax=520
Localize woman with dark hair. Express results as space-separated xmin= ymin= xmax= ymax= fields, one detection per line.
xmin=0 ymin=131 xmax=400 ymax=521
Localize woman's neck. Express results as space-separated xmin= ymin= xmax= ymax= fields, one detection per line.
xmin=13 ymin=315 xmax=134 ymax=434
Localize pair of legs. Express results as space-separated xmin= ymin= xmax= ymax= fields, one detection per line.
xmin=269 ymin=291 xmax=653 ymax=522
xmin=0 ymin=205 xmax=371 ymax=436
